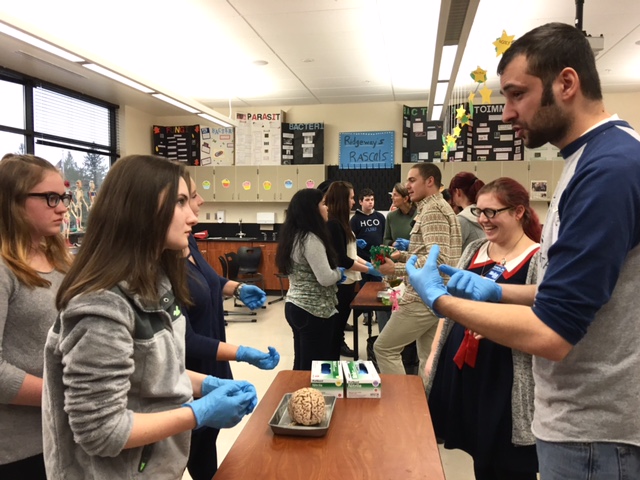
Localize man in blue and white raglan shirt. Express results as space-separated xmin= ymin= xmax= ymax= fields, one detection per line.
xmin=404 ymin=23 xmax=640 ymax=479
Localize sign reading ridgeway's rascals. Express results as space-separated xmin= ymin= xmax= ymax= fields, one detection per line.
xmin=339 ymin=131 xmax=394 ymax=169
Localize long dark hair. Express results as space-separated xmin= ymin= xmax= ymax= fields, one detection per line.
xmin=0 ymin=154 xmax=72 ymax=287
xmin=276 ymin=188 xmax=337 ymax=274
xmin=325 ymin=181 xmax=355 ymax=243
xmin=57 ymin=155 xmax=191 ymax=308
xmin=477 ymin=177 xmax=542 ymax=242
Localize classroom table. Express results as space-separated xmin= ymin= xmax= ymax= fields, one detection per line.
xmin=214 ymin=370 xmax=445 ymax=480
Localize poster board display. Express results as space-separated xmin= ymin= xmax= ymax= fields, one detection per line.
xmin=200 ymin=126 xmax=234 ymax=166
xmin=470 ymin=104 xmax=522 ymax=161
xmin=153 ymin=125 xmax=201 ymax=165
xmin=235 ymin=111 xmax=283 ymax=165
xmin=281 ymin=123 xmax=324 ymax=164
xmin=338 ymin=131 xmax=394 ymax=169
xmin=402 ymin=106 xmax=443 ymax=163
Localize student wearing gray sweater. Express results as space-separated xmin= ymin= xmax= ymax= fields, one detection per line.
xmin=42 ymin=156 xmax=257 ymax=480
xmin=0 ymin=154 xmax=73 ymax=478
xmin=276 ymin=188 xmax=344 ymax=370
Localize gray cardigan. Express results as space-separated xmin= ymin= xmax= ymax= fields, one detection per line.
xmin=43 ymin=278 xmax=193 ymax=479
xmin=427 ymin=238 xmax=539 ymax=446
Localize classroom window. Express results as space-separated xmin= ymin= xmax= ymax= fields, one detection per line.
xmin=1 ymin=67 xmax=118 ymax=234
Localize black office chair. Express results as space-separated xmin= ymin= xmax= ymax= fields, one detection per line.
xmin=236 ymin=246 xmax=266 ymax=292
xmin=218 ymin=254 xmax=257 ymax=322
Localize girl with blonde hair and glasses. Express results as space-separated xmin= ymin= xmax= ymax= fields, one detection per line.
xmin=0 ymin=154 xmax=72 ymax=478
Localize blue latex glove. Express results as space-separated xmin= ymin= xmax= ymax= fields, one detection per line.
xmin=236 ymin=345 xmax=280 ymax=370
xmin=365 ymin=261 xmax=383 ymax=278
xmin=201 ymin=376 xmax=258 ymax=413
xmin=185 ymin=382 xmax=257 ymax=429
xmin=356 ymin=239 xmax=367 ymax=249
xmin=337 ymin=267 xmax=347 ymax=284
xmin=394 ymin=238 xmax=410 ymax=251
xmin=439 ymin=265 xmax=503 ymax=302
xmin=405 ymin=246 xmax=449 ymax=315
xmin=239 ymin=284 xmax=267 ymax=310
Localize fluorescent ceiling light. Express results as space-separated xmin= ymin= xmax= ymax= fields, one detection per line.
xmin=431 ymin=105 xmax=443 ymax=121
xmin=198 ymin=113 xmax=232 ymax=128
xmin=83 ymin=64 xmax=154 ymax=94
xmin=152 ymin=94 xmax=200 ymax=114
xmin=438 ymin=45 xmax=458 ymax=81
xmin=0 ymin=22 xmax=84 ymax=63
xmin=433 ymin=82 xmax=449 ymax=105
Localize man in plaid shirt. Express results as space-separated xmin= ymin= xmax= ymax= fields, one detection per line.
xmin=375 ymin=163 xmax=461 ymax=384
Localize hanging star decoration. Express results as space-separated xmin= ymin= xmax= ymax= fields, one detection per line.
xmin=480 ymin=84 xmax=493 ymax=104
xmin=470 ymin=66 xmax=487 ymax=83
xmin=493 ymin=30 xmax=515 ymax=57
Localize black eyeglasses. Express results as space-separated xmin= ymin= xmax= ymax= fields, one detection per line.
xmin=470 ymin=206 xmax=512 ymax=219
xmin=27 ymin=192 xmax=73 ymax=208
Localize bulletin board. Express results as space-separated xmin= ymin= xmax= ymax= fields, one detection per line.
xmin=153 ymin=125 xmax=201 ymax=165
xmin=339 ymin=131 xmax=394 ymax=169
xmin=470 ymin=104 xmax=522 ymax=161
xmin=326 ymin=165 xmax=401 ymax=211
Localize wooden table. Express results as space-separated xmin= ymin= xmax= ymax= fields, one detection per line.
xmin=350 ymin=282 xmax=390 ymax=360
xmin=215 ymin=370 xmax=445 ymax=480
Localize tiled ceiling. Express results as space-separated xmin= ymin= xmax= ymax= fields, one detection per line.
xmin=0 ymin=0 xmax=639 ymax=118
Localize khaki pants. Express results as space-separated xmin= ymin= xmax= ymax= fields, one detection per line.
xmin=373 ymin=301 xmax=439 ymax=385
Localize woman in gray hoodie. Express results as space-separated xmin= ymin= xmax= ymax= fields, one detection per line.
xmin=43 ymin=156 xmax=257 ymax=480
xmin=449 ymin=172 xmax=486 ymax=253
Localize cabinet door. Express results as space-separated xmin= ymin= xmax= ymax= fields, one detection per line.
xmin=258 ymin=166 xmax=279 ymax=202
xmin=195 ymin=167 xmax=215 ymax=202
xmin=501 ymin=161 xmax=529 ymax=190
xmin=277 ymin=165 xmax=298 ymax=202
xmin=236 ymin=166 xmax=259 ymax=202
xmin=214 ymin=166 xmax=236 ymax=202
xmin=529 ymin=161 xmax=554 ymax=201
xmin=475 ymin=162 xmax=502 ymax=184
xmin=254 ymin=242 xmax=288 ymax=292
xmin=297 ymin=165 xmax=325 ymax=190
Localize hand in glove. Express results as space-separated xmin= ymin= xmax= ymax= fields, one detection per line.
xmin=185 ymin=381 xmax=257 ymax=429
xmin=337 ymin=267 xmax=347 ymax=284
xmin=236 ymin=345 xmax=280 ymax=370
xmin=201 ymin=376 xmax=258 ymax=413
xmin=439 ymin=265 xmax=502 ymax=302
xmin=356 ymin=239 xmax=367 ymax=249
xmin=393 ymin=238 xmax=410 ymax=251
xmin=365 ymin=262 xmax=383 ymax=278
xmin=405 ymin=245 xmax=449 ymax=316
xmin=239 ymin=284 xmax=267 ymax=310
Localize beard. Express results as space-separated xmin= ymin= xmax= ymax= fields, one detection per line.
xmin=521 ymin=91 xmax=571 ymax=149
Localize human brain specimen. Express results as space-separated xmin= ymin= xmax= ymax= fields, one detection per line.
xmin=287 ymin=388 xmax=326 ymax=425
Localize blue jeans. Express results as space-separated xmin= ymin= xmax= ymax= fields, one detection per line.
xmin=537 ymin=439 xmax=640 ymax=480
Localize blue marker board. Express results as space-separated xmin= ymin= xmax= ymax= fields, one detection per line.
xmin=339 ymin=131 xmax=394 ymax=169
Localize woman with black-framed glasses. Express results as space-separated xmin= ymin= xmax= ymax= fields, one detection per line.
xmin=0 ymin=154 xmax=72 ymax=479
xmin=426 ymin=177 xmax=542 ymax=480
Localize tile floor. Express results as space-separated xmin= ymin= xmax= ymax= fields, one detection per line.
xmin=183 ymin=295 xmax=475 ymax=480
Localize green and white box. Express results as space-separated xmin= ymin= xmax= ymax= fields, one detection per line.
xmin=341 ymin=361 xmax=382 ymax=398
xmin=311 ymin=361 xmax=344 ymax=398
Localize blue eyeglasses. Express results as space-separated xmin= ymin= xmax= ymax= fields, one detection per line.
xmin=470 ymin=206 xmax=512 ymax=219
xmin=27 ymin=192 xmax=73 ymax=208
